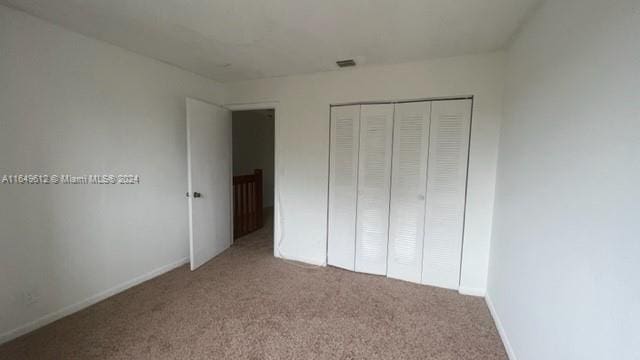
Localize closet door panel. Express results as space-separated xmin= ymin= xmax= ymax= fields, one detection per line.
xmin=355 ymin=104 xmax=394 ymax=275
xmin=387 ymin=101 xmax=431 ymax=283
xmin=422 ymin=99 xmax=472 ymax=289
xmin=327 ymin=105 xmax=361 ymax=270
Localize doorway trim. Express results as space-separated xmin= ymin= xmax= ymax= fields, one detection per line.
xmin=225 ymin=101 xmax=280 ymax=259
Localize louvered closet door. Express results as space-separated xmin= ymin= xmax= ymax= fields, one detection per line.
xmin=355 ymin=104 xmax=394 ymax=275
xmin=327 ymin=105 xmax=361 ymax=270
xmin=422 ymin=99 xmax=472 ymax=289
xmin=387 ymin=101 xmax=431 ymax=283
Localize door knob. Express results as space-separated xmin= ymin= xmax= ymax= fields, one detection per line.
xmin=193 ymin=192 xmax=202 ymax=198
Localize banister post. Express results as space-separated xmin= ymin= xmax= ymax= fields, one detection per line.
xmin=254 ymin=169 xmax=263 ymax=228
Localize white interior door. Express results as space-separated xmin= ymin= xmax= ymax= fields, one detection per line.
xmin=327 ymin=105 xmax=361 ymax=270
xmin=422 ymin=99 xmax=472 ymax=289
xmin=186 ymin=98 xmax=232 ymax=271
xmin=387 ymin=101 xmax=431 ymax=283
xmin=355 ymin=103 xmax=394 ymax=275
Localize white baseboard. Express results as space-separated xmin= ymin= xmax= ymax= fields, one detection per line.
xmin=0 ymin=257 xmax=189 ymax=345
xmin=458 ymin=286 xmax=486 ymax=297
xmin=275 ymin=251 xmax=326 ymax=267
xmin=485 ymin=293 xmax=517 ymax=360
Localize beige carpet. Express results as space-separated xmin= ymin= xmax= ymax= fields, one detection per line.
xmin=0 ymin=215 xmax=506 ymax=359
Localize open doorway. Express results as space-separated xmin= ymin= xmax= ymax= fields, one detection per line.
xmin=231 ymin=109 xmax=275 ymax=247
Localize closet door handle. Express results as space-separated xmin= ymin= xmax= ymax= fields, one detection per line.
xmin=418 ymin=194 xmax=425 ymax=200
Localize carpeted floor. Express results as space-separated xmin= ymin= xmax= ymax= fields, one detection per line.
xmin=0 ymin=212 xmax=507 ymax=359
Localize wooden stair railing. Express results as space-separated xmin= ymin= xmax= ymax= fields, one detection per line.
xmin=233 ymin=169 xmax=263 ymax=238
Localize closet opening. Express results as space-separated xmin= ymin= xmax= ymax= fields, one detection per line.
xmin=326 ymin=97 xmax=473 ymax=290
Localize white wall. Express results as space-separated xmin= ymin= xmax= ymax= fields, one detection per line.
xmin=487 ymin=1 xmax=640 ymax=359
xmin=0 ymin=5 xmax=224 ymax=342
xmin=232 ymin=110 xmax=275 ymax=207
xmin=226 ymin=52 xmax=506 ymax=294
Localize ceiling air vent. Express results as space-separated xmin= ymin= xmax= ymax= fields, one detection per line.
xmin=336 ymin=59 xmax=356 ymax=68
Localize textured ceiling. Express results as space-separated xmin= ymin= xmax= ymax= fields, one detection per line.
xmin=1 ymin=0 xmax=540 ymax=82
